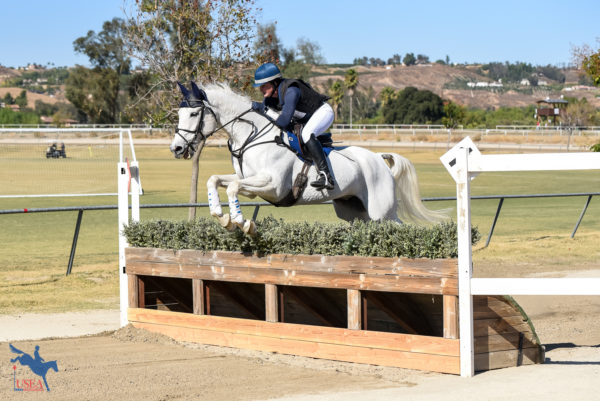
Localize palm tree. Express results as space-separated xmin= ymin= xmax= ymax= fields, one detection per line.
xmin=344 ymin=69 xmax=358 ymax=126
xmin=380 ymin=87 xmax=396 ymax=108
xmin=328 ymin=80 xmax=344 ymax=121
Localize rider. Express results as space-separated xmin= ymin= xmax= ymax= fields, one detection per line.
xmin=34 ymin=345 xmax=45 ymax=363
xmin=251 ymin=62 xmax=336 ymax=190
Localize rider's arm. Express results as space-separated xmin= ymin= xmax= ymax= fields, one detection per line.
xmin=273 ymin=86 xmax=301 ymax=129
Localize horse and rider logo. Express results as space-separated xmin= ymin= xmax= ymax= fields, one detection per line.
xmin=9 ymin=344 xmax=58 ymax=391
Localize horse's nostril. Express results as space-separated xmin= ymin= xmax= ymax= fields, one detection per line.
xmin=175 ymin=146 xmax=183 ymax=153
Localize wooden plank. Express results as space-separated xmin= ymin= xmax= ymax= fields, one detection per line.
xmin=473 ymin=316 xmax=531 ymax=337
xmin=265 ymin=284 xmax=278 ymax=322
xmin=474 ymin=347 xmax=542 ymax=371
xmin=192 ymin=279 xmax=204 ymax=315
xmin=132 ymin=320 xmax=460 ymax=374
xmin=347 ymin=289 xmax=361 ymax=330
xmin=128 ymin=274 xmax=139 ymax=308
xmin=474 ymin=333 xmax=539 ymax=354
xmin=126 ymin=261 xmax=458 ymax=295
xmin=443 ymin=295 xmax=458 ymax=339
xmin=125 ymin=248 xmax=458 ymax=278
xmin=128 ymin=308 xmax=459 ymax=356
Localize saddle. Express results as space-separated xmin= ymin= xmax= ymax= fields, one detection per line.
xmin=272 ymin=128 xmax=336 ymax=207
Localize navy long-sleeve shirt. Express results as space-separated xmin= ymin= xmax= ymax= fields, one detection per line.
xmin=273 ymin=85 xmax=301 ymax=130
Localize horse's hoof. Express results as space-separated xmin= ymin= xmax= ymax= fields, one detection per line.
xmin=243 ymin=220 xmax=257 ymax=236
xmin=218 ymin=214 xmax=234 ymax=230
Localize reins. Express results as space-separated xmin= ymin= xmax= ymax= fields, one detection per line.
xmin=177 ymin=101 xmax=277 ymax=176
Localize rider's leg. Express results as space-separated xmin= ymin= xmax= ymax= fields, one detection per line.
xmin=301 ymin=103 xmax=335 ymax=190
xmin=304 ymin=135 xmax=335 ymax=190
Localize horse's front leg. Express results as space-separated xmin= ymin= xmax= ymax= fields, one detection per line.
xmin=225 ymin=173 xmax=273 ymax=235
xmin=207 ymin=174 xmax=239 ymax=230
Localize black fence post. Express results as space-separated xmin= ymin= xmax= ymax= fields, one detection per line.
xmin=571 ymin=195 xmax=593 ymax=238
xmin=485 ymin=198 xmax=504 ymax=248
xmin=66 ymin=209 xmax=84 ymax=276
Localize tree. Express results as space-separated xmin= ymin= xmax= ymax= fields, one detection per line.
xmin=379 ymin=87 xmax=396 ymax=108
xmin=67 ymin=17 xmax=130 ymax=123
xmin=296 ymin=37 xmax=324 ymax=65
xmin=572 ymin=39 xmax=600 ymax=86
xmin=281 ymin=61 xmax=311 ymax=81
xmin=281 ymin=46 xmax=296 ymax=67
xmin=387 ymin=54 xmax=401 ymax=65
xmin=3 ymin=92 xmax=14 ymax=105
xmin=403 ymin=53 xmax=416 ymax=66
xmin=254 ymin=22 xmax=282 ymax=63
xmin=66 ymin=66 xmax=120 ymax=123
xmin=340 ymin=86 xmax=379 ymax=123
xmin=382 ymin=87 xmax=444 ymax=124
xmin=562 ymin=98 xmax=595 ymax=128
xmin=124 ymin=0 xmax=259 ymax=220
xmin=416 ymin=54 xmax=430 ymax=64
xmin=328 ymin=80 xmax=344 ymax=121
xmin=344 ymin=69 xmax=359 ymax=126
xmin=124 ymin=0 xmax=259 ymax=122
xmin=442 ymin=101 xmax=465 ymax=129
xmin=14 ymin=90 xmax=27 ymax=109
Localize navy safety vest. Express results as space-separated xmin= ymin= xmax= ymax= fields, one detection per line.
xmin=276 ymin=79 xmax=330 ymax=123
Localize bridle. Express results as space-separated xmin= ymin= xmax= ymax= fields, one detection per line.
xmin=174 ymin=99 xmax=217 ymax=157
xmin=175 ymin=98 xmax=276 ymax=174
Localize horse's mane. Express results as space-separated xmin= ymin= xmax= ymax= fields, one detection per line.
xmin=202 ymin=83 xmax=252 ymax=117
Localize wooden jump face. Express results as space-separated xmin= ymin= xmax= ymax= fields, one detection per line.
xmin=125 ymin=248 xmax=543 ymax=374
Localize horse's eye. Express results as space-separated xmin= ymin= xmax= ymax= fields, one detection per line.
xmin=190 ymin=111 xmax=199 ymax=117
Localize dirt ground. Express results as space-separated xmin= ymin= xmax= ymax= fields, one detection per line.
xmin=2 ymin=267 xmax=600 ymax=401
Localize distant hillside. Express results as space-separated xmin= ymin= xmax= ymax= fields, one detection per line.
xmin=309 ymin=64 xmax=600 ymax=110
xmin=0 ymin=87 xmax=66 ymax=109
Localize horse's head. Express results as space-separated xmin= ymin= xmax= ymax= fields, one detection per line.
xmin=170 ymin=81 xmax=218 ymax=159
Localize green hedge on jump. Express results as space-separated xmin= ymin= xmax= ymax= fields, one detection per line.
xmin=124 ymin=217 xmax=480 ymax=259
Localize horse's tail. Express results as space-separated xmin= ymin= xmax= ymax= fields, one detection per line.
xmin=379 ymin=153 xmax=448 ymax=224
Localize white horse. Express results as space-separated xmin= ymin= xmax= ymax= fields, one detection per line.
xmin=170 ymin=82 xmax=446 ymax=234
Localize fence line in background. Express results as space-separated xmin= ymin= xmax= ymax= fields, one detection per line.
xmin=2 ymin=125 xmax=600 ymax=138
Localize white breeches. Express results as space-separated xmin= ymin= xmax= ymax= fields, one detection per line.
xmin=301 ymin=103 xmax=334 ymax=143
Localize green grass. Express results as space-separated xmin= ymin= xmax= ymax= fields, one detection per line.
xmin=1 ymin=146 xmax=599 ymax=313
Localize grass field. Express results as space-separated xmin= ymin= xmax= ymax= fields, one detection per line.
xmin=1 ymin=144 xmax=599 ymax=313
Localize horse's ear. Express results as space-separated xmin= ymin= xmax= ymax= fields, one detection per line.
xmin=190 ymin=81 xmax=207 ymax=101
xmin=177 ymin=81 xmax=190 ymax=98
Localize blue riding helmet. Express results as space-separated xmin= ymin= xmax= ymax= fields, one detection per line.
xmin=253 ymin=63 xmax=282 ymax=87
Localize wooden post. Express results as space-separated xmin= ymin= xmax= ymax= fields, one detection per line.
xmin=347 ymin=289 xmax=361 ymax=330
xmin=361 ymin=292 xmax=368 ymax=330
xmin=128 ymin=274 xmax=139 ymax=308
xmin=265 ymin=284 xmax=279 ymax=322
xmin=443 ymin=295 xmax=458 ymax=339
xmin=193 ymin=279 xmax=205 ymax=315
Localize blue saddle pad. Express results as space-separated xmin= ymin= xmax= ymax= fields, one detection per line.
xmin=286 ymin=132 xmax=334 ymax=162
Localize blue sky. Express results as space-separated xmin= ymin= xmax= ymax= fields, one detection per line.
xmin=0 ymin=0 xmax=597 ymax=68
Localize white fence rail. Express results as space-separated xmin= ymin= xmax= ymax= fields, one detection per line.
xmin=447 ymin=137 xmax=600 ymax=377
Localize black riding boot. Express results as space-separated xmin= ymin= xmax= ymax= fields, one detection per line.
xmin=304 ymin=134 xmax=335 ymax=190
